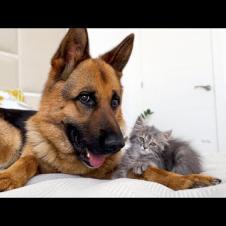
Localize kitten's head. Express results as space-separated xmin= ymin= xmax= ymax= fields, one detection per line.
xmin=130 ymin=116 xmax=172 ymax=155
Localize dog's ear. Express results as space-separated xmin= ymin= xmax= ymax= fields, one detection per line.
xmin=100 ymin=33 xmax=134 ymax=77
xmin=51 ymin=28 xmax=90 ymax=81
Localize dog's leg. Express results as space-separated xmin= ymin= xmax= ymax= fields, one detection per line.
xmin=0 ymin=154 xmax=38 ymax=191
xmin=182 ymin=174 xmax=221 ymax=188
xmin=129 ymin=167 xmax=221 ymax=191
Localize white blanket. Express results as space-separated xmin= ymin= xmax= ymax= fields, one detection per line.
xmin=0 ymin=153 xmax=225 ymax=197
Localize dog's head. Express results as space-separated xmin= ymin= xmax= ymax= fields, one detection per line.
xmin=39 ymin=28 xmax=134 ymax=169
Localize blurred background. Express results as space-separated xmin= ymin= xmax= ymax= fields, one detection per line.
xmin=0 ymin=29 xmax=225 ymax=154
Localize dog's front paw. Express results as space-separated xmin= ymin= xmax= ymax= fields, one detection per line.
xmin=212 ymin=178 xmax=222 ymax=185
xmin=185 ymin=175 xmax=222 ymax=189
xmin=0 ymin=172 xmax=19 ymax=192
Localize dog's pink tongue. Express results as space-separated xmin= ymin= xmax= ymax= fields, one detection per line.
xmin=88 ymin=152 xmax=106 ymax=168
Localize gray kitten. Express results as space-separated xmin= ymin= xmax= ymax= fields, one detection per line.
xmin=112 ymin=115 xmax=202 ymax=179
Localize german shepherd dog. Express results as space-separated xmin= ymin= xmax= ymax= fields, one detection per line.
xmin=0 ymin=29 xmax=221 ymax=191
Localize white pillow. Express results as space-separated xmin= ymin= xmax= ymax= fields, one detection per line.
xmin=0 ymin=89 xmax=31 ymax=110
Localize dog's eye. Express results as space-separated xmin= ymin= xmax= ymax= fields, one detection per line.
xmin=111 ymin=95 xmax=120 ymax=109
xmin=80 ymin=95 xmax=90 ymax=103
xmin=78 ymin=93 xmax=96 ymax=107
xmin=111 ymin=99 xmax=120 ymax=108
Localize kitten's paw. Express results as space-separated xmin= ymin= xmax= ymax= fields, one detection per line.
xmin=111 ymin=174 xmax=118 ymax=179
xmin=133 ymin=167 xmax=142 ymax=175
xmin=133 ymin=165 xmax=147 ymax=175
xmin=141 ymin=164 xmax=150 ymax=173
xmin=111 ymin=170 xmax=127 ymax=179
xmin=0 ymin=172 xmax=19 ymax=192
xmin=133 ymin=163 xmax=154 ymax=175
xmin=111 ymin=173 xmax=121 ymax=179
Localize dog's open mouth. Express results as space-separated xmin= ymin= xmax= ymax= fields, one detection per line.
xmin=82 ymin=151 xmax=107 ymax=168
xmin=65 ymin=124 xmax=107 ymax=169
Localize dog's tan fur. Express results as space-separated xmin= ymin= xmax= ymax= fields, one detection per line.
xmin=0 ymin=118 xmax=22 ymax=169
xmin=0 ymin=28 xmax=220 ymax=191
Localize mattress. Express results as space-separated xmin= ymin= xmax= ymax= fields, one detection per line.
xmin=0 ymin=152 xmax=225 ymax=197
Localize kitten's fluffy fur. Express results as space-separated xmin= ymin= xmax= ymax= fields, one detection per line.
xmin=112 ymin=116 xmax=202 ymax=179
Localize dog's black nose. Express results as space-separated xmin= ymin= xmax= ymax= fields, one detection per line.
xmin=103 ymin=134 xmax=125 ymax=153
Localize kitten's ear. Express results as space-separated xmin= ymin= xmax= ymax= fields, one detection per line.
xmin=129 ymin=134 xmax=137 ymax=143
xmin=158 ymin=143 xmax=165 ymax=150
xmin=133 ymin=116 xmax=144 ymax=131
xmin=162 ymin=130 xmax=173 ymax=140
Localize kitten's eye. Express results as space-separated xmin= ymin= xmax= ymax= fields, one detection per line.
xmin=139 ymin=137 xmax=145 ymax=143
xmin=150 ymin=142 xmax=157 ymax=147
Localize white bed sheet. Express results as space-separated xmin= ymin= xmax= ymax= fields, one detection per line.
xmin=0 ymin=152 xmax=225 ymax=198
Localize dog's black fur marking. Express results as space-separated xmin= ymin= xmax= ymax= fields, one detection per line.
xmin=0 ymin=108 xmax=37 ymax=144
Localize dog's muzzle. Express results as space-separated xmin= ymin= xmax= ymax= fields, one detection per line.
xmin=65 ymin=123 xmax=125 ymax=169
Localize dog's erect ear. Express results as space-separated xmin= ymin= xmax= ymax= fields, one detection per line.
xmin=100 ymin=33 xmax=134 ymax=76
xmin=51 ymin=28 xmax=90 ymax=81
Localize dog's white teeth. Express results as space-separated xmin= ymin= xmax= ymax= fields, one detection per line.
xmin=87 ymin=152 xmax=90 ymax=158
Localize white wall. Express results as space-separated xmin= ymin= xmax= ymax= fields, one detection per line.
xmin=0 ymin=29 xmax=68 ymax=107
xmin=139 ymin=29 xmax=218 ymax=154
xmin=0 ymin=29 xmax=18 ymax=90
xmin=0 ymin=29 xmax=225 ymax=153
xmin=211 ymin=30 xmax=226 ymax=154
